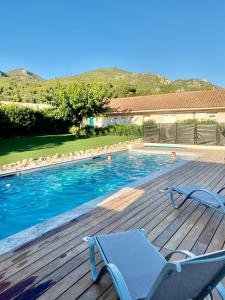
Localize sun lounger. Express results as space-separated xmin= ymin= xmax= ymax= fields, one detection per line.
xmin=168 ymin=184 xmax=225 ymax=214
xmin=84 ymin=229 xmax=225 ymax=300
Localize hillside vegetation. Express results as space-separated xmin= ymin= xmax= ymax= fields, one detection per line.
xmin=0 ymin=67 xmax=217 ymax=103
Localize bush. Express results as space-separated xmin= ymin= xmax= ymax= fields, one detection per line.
xmin=0 ymin=105 xmax=36 ymax=136
xmin=0 ymin=104 xmax=70 ymax=137
xmin=143 ymin=119 xmax=156 ymax=125
xmin=79 ymin=125 xmax=96 ymax=136
xmin=179 ymin=118 xmax=217 ymax=125
xmin=69 ymin=125 xmax=79 ymax=135
xmin=34 ymin=110 xmax=71 ymax=135
xmin=94 ymin=124 xmax=143 ymax=137
xmin=94 ymin=126 xmax=108 ymax=136
xmin=73 ymin=124 xmax=143 ymax=138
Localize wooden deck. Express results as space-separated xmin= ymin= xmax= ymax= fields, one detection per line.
xmin=0 ymin=149 xmax=225 ymax=299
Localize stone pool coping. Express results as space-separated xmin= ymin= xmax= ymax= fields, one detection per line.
xmin=0 ymin=149 xmax=202 ymax=254
xmin=0 ymin=140 xmax=142 ymax=176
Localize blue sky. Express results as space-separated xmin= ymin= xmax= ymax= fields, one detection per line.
xmin=1 ymin=0 xmax=225 ymax=86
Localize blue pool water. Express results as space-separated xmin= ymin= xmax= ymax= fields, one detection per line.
xmin=0 ymin=151 xmax=183 ymax=239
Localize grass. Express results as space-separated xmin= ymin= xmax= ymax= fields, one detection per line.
xmin=0 ymin=134 xmax=128 ymax=165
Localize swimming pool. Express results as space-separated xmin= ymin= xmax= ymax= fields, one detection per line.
xmin=0 ymin=150 xmax=183 ymax=240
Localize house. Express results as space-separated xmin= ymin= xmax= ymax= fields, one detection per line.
xmin=94 ymin=89 xmax=225 ymax=126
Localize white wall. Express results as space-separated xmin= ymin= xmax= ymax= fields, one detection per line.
xmin=95 ymin=115 xmax=143 ymax=127
xmin=94 ymin=111 xmax=225 ymax=127
xmin=143 ymin=114 xmax=194 ymax=123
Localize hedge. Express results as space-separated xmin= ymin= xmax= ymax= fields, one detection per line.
xmin=0 ymin=105 xmax=71 ymax=137
xmin=0 ymin=104 xmax=143 ymax=138
xmin=76 ymin=124 xmax=143 ymax=138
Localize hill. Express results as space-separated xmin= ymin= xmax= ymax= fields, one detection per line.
xmin=0 ymin=67 xmax=218 ymax=103
xmin=7 ymin=68 xmax=43 ymax=80
xmin=0 ymin=71 xmax=8 ymax=77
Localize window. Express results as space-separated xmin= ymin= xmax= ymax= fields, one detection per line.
xmin=207 ymin=113 xmax=217 ymax=120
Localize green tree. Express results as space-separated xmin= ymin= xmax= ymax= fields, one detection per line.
xmin=50 ymin=82 xmax=109 ymax=133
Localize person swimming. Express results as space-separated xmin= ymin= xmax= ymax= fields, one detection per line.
xmin=86 ymin=155 xmax=113 ymax=168
xmin=96 ymin=155 xmax=112 ymax=164
xmin=107 ymin=155 xmax=112 ymax=161
xmin=170 ymin=151 xmax=177 ymax=161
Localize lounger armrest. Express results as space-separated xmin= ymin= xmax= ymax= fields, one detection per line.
xmin=106 ymin=263 xmax=132 ymax=300
xmin=185 ymin=189 xmax=225 ymax=211
xmin=165 ymin=250 xmax=225 ymax=299
xmin=165 ymin=249 xmax=196 ymax=260
xmin=83 ymin=236 xmax=99 ymax=281
xmin=84 ymin=237 xmax=132 ymax=300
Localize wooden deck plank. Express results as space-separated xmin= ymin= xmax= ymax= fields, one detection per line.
xmin=191 ymin=211 xmax=223 ymax=255
xmin=206 ymin=216 xmax=225 ymax=252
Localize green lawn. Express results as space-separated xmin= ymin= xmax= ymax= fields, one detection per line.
xmin=0 ymin=135 xmax=128 ymax=165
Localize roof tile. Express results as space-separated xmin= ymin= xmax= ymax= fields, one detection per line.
xmin=109 ymin=89 xmax=225 ymax=113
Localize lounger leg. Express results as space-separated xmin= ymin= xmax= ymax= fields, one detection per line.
xmin=85 ymin=237 xmax=108 ymax=282
xmin=216 ymin=283 xmax=225 ymax=300
xmin=169 ymin=188 xmax=178 ymax=208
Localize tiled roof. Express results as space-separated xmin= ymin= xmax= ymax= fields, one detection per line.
xmin=109 ymin=89 xmax=225 ymax=113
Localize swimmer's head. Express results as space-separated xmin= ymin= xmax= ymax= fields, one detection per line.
xmin=170 ymin=152 xmax=177 ymax=160
xmin=107 ymin=155 xmax=112 ymax=161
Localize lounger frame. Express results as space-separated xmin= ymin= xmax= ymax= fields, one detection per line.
xmin=169 ymin=186 xmax=225 ymax=214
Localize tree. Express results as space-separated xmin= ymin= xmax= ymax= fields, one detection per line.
xmin=50 ymin=82 xmax=109 ymax=132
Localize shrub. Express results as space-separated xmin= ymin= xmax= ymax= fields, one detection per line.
xmin=179 ymin=118 xmax=217 ymax=125
xmin=0 ymin=104 xmax=36 ymax=136
xmin=143 ymin=119 xmax=156 ymax=125
xmin=79 ymin=125 xmax=96 ymax=136
xmin=0 ymin=104 xmax=70 ymax=137
xmin=72 ymin=124 xmax=143 ymax=138
xmin=34 ymin=110 xmax=71 ymax=135
xmin=69 ymin=125 xmax=79 ymax=135
xmin=98 ymin=124 xmax=143 ymax=137
xmin=94 ymin=126 xmax=108 ymax=136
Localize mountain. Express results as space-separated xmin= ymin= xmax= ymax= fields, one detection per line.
xmin=7 ymin=68 xmax=43 ymax=80
xmin=61 ymin=68 xmax=216 ymax=95
xmin=0 ymin=71 xmax=9 ymax=77
xmin=0 ymin=67 xmax=218 ymax=103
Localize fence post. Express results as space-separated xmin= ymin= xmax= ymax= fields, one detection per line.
xmin=194 ymin=123 xmax=197 ymax=144
xmin=142 ymin=124 xmax=144 ymax=142
xmin=158 ymin=123 xmax=160 ymax=143
xmin=175 ymin=123 xmax=178 ymax=144
xmin=216 ymin=123 xmax=219 ymax=146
